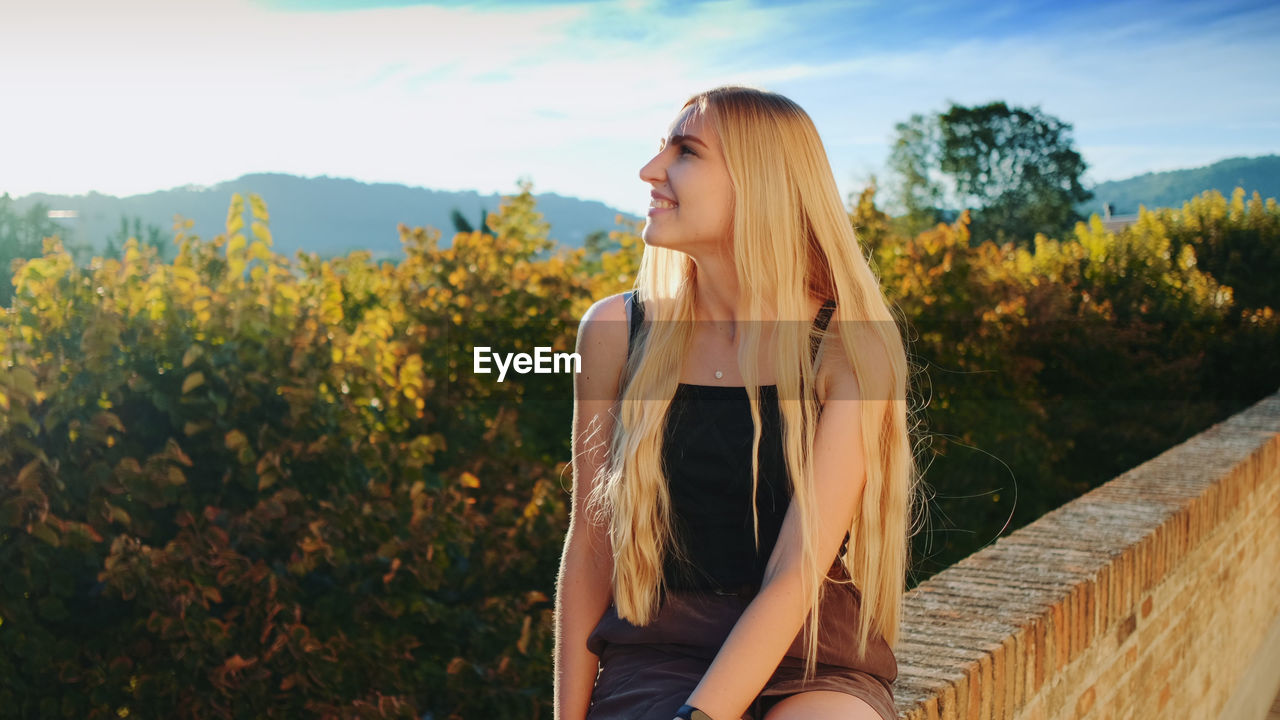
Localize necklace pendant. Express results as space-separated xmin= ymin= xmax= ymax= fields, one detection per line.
xmin=714 ymin=370 xmax=723 ymax=379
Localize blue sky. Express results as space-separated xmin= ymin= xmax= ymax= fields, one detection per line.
xmin=2 ymin=0 xmax=1277 ymax=218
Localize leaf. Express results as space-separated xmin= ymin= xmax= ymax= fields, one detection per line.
xmin=105 ymin=504 xmax=131 ymax=526
xmin=17 ymin=458 xmax=42 ymax=488
xmin=225 ymin=429 xmax=249 ymax=451
xmin=222 ymin=654 xmax=256 ymax=673
xmin=381 ymin=557 xmax=401 ymax=585
xmin=227 ymin=234 xmax=247 ymax=258
xmin=250 ymin=238 xmax=273 ymax=262
xmin=459 ymin=472 xmax=480 ymax=489
xmin=165 ymin=438 xmax=194 ymax=466
xmin=182 ymin=372 xmax=205 ymax=394
xmin=30 ymin=522 xmax=60 ymax=547
xmin=6 ymin=367 xmax=38 ymax=401
xmin=516 ymin=615 xmax=532 ymax=655
xmin=116 ymin=458 xmax=142 ymax=476
xmin=94 ymin=412 xmax=126 ymax=433
xmin=182 ymin=345 xmax=204 ymax=369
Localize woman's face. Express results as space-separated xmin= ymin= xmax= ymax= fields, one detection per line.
xmin=638 ymin=106 xmax=735 ymax=254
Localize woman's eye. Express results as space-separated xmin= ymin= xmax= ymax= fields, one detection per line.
xmin=656 ymin=140 xmax=694 ymax=157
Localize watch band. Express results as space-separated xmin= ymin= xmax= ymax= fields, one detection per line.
xmin=675 ymin=704 xmax=714 ymax=720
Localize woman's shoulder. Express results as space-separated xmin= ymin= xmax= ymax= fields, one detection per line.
xmin=578 ymin=291 xmax=632 ymax=332
xmin=574 ymin=293 xmax=632 ymax=398
xmin=816 ymin=318 xmax=892 ymax=406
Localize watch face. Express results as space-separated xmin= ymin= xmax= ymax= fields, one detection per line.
xmin=690 ymin=711 xmax=713 ymax=720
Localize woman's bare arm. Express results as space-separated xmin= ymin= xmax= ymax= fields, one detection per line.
xmin=679 ymin=338 xmax=873 ymax=720
xmin=554 ymin=293 xmax=629 ymax=720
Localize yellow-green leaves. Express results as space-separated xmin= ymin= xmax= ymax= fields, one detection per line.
xmin=225 ymin=429 xmax=255 ymax=465
xmin=183 ymin=345 xmax=204 ymax=368
xmin=182 ymin=372 xmax=205 ymax=394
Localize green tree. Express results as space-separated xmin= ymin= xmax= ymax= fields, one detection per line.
xmin=941 ymin=102 xmax=1092 ymax=245
xmin=0 ymin=194 xmax=68 ymax=308
xmin=887 ymin=101 xmax=1093 ymax=247
xmin=448 ymin=205 xmax=491 ymax=236
xmin=886 ymin=114 xmax=947 ymax=237
xmin=578 ymin=229 xmax=616 ymax=275
xmin=103 ymin=215 xmax=168 ymax=262
xmin=849 ymin=174 xmax=897 ymax=264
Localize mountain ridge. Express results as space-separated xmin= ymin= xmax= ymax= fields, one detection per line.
xmin=8 ymin=154 xmax=1277 ymax=261
xmin=1080 ymin=154 xmax=1279 ymax=216
xmin=8 ymin=173 xmax=639 ymax=262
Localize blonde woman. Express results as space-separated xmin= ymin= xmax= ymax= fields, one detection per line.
xmin=554 ymin=86 xmax=920 ymax=720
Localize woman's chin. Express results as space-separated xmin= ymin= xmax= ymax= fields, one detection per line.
xmin=640 ymin=229 xmax=674 ymax=249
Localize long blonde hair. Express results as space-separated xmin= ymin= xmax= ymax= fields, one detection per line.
xmin=586 ymin=85 xmax=923 ymax=680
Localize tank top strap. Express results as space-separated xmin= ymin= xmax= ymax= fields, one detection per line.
xmin=624 ymin=290 xmax=644 ymax=362
xmin=809 ymin=298 xmax=837 ymax=364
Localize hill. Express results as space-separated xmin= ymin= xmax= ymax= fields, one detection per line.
xmin=1080 ymin=155 xmax=1279 ymax=217
xmin=10 ymin=155 xmax=1277 ymax=262
xmin=7 ymin=173 xmax=639 ymax=262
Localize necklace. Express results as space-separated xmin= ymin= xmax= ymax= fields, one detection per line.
xmin=712 ymin=323 xmax=730 ymax=380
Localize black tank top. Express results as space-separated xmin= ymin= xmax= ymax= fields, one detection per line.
xmin=624 ymin=292 xmax=841 ymax=594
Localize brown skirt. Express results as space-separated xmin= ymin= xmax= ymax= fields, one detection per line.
xmin=584 ymin=575 xmax=898 ymax=720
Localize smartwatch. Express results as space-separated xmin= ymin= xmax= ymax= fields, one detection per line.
xmin=675 ymin=704 xmax=714 ymax=720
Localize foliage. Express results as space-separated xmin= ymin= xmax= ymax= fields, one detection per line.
xmin=1159 ymin=187 xmax=1280 ymax=316
xmin=866 ymin=186 xmax=1275 ymax=578
xmin=885 ymin=114 xmax=948 ymax=237
xmin=0 ymin=194 xmax=74 ymax=309
xmin=103 ymin=216 xmax=168 ymax=263
xmin=886 ymin=101 xmax=1092 ymax=248
xmin=0 ymin=182 xmax=632 ymax=718
xmin=448 ymin=206 xmax=492 ymax=236
xmin=0 ymin=174 xmax=1275 ymax=716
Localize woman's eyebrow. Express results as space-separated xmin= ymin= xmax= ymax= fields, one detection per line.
xmin=659 ymin=133 xmax=708 ymax=149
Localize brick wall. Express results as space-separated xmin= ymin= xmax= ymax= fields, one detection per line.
xmin=892 ymin=390 xmax=1280 ymax=720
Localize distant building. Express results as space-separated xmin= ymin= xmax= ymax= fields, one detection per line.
xmin=1099 ymin=202 xmax=1139 ymax=233
xmin=45 ymin=209 xmax=86 ymax=251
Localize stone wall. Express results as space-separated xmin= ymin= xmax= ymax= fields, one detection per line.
xmin=892 ymin=390 xmax=1280 ymax=720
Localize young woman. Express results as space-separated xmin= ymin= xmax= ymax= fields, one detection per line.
xmin=554 ymin=86 xmax=921 ymax=720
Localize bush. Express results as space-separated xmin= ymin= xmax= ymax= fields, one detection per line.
xmin=0 ymin=186 xmax=633 ymax=719
xmin=1 ymin=181 xmax=1273 ymax=716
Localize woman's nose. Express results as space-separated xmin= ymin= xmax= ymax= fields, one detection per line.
xmin=639 ymin=152 xmax=665 ymax=184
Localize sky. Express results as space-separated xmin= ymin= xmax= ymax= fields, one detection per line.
xmin=2 ymin=0 xmax=1278 ymax=218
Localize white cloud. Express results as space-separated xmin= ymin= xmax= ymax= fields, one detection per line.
xmin=1 ymin=0 xmax=1276 ymax=219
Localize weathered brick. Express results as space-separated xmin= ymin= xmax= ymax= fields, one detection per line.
xmin=891 ymin=393 xmax=1280 ymax=720
xmin=1074 ymin=684 xmax=1095 ymax=718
